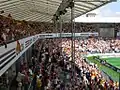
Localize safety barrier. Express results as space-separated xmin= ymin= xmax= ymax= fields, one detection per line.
xmin=0 ymin=34 xmax=39 ymax=76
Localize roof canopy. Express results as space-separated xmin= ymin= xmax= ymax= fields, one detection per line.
xmin=0 ymin=0 xmax=115 ymax=22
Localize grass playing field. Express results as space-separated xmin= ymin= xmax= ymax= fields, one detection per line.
xmin=87 ymin=56 xmax=120 ymax=81
xmin=102 ymin=57 xmax=120 ymax=69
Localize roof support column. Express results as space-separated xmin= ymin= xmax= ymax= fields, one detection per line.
xmin=59 ymin=16 xmax=63 ymax=37
xmin=70 ymin=0 xmax=76 ymax=88
xmin=55 ymin=21 xmax=58 ymax=33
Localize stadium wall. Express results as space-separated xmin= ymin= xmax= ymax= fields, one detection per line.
xmin=99 ymin=28 xmax=115 ymax=38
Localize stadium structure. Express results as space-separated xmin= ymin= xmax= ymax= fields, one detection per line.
xmin=0 ymin=0 xmax=120 ymax=90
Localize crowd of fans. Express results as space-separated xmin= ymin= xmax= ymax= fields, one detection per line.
xmin=62 ymin=38 xmax=119 ymax=90
xmin=1 ymin=13 xmax=120 ymax=46
xmin=0 ymin=14 xmax=120 ymax=90
xmin=11 ymin=38 xmax=119 ymax=90
xmin=79 ymin=37 xmax=120 ymax=53
xmin=0 ymin=14 xmax=38 ymax=45
xmin=30 ymin=22 xmax=120 ymax=33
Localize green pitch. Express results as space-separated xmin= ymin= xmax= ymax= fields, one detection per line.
xmin=87 ymin=56 xmax=120 ymax=81
xmin=102 ymin=57 xmax=120 ymax=69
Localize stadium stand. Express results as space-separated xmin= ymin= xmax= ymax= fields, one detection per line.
xmin=13 ymin=38 xmax=118 ymax=90
xmin=0 ymin=0 xmax=120 ymax=90
xmin=7 ymin=38 xmax=119 ymax=90
xmin=0 ymin=15 xmax=39 ymax=46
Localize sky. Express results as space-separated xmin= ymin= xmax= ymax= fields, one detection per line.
xmin=94 ymin=0 xmax=120 ymax=17
xmin=75 ymin=0 xmax=120 ymax=22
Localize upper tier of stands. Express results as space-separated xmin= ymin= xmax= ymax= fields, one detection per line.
xmin=0 ymin=14 xmax=39 ymax=45
xmin=0 ymin=14 xmax=120 ymax=46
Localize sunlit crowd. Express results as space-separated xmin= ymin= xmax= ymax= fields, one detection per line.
xmin=62 ymin=38 xmax=119 ymax=90
xmin=13 ymin=38 xmax=119 ymax=90
xmin=0 ymin=14 xmax=38 ymax=46
xmin=1 ymin=13 xmax=120 ymax=46
xmin=0 ymin=14 xmax=120 ymax=90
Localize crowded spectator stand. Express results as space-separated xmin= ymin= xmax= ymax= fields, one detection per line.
xmin=0 ymin=13 xmax=120 ymax=90
xmin=21 ymin=38 xmax=119 ymax=90
xmin=61 ymin=38 xmax=119 ymax=90
xmin=1 ymin=12 xmax=120 ymax=47
xmin=0 ymin=14 xmax=39 ymax=47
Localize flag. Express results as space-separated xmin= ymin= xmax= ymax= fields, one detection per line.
xmin=16 ymin=40 xmax=21 ymax=54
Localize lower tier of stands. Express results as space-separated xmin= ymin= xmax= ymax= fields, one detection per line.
xmin=0 ymin=38 xmax=119 ymax=90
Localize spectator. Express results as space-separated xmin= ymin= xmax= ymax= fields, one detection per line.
xmin=0 ymin=32 xmax=7 ymax=48
xmin=16 ymin=72 xmax=25 ymax=90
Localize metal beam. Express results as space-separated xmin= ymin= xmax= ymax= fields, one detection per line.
xmin=30 ymin=10 xmax=53 ymax=16
xmin=85 ymin=2 xmax=100 ymax=6
xmin=65 ymin=9 xmax=82 ymax=17
xmin=26 ymin=14 xmax=48 ymax=21
xmin=2 ymin=4 xmax=31 ymax=13
xmin=0 ymin=0 xmax=20 ymax=6
xmin=47 ymin=0 xmax=62 ymax=3
xmin=53 ymin=0 xmax=114 ymax=22
xmin=34 ymin=0 xmax=60 ymax=6
xmin=26 ymin=16 xmax=43 ymax=21
xmin=26 ymin=0 xmax=59 ymax=8
xmin=74 ymin=6 xmax=88 ymax=12
xmin=1 ymin=3 xmax=53 ymax=21
xmin=0 ymin=0 xmax=11 ymax=4
xmin=38 ymin=16 xmax=52 ymax=22
xmin=13 ymin=12 xmax=38 ymax=20
xmin=40 ymin=18 xmax=51 ymax=22
xmin=0 ymin=0 xmax=26 ymax=9
xmin=25 ymin=2 xmax=57 ymax=15
xmin=75 ymin=2 xmax=95 ymax=9
xmin=30 ymin=5 xmax=57 ymax=14
xmin=2 ymin=7 xmax=34 ymax=20
xmin=39 ymin=16 xmax=52 ymax=21
xmin=54 ymin=0 xmax=73 ymax=17
xmin=8 ymin=8 xmax=52 ymax=21
xmin=24 ymin=14 xmax=46 ymax=21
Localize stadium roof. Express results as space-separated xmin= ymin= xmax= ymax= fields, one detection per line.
xmin=75 ymin=17 xmax=120 ymax=23
xmin=0 ymin=0 xmax=114 ymax=22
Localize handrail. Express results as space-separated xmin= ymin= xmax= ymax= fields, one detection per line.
xmin=0 ymin=35 xmax=30 ymax=47
xmin=0 ymin=32 xmax=98 ymax=47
